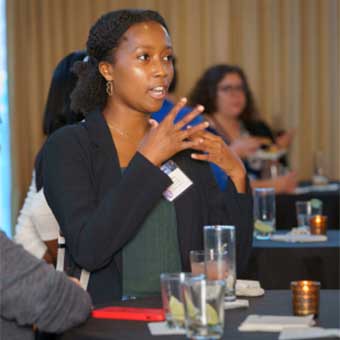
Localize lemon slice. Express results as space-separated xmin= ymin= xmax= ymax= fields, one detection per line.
xmin=169 ymin=296 xmax=184 ymax=321
xmin=254 ymin=220 xmax=274 ymax=233
xmin=206 ymin=303 xmax=219 ymax=325
xmin=183 ymin=292 xmax=198 ymax=319
xmin=310 ymin=198 xmax=322 ymax=210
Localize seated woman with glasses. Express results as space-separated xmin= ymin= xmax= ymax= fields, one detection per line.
xmin=189 ymin=64 xmax=297 ymax=193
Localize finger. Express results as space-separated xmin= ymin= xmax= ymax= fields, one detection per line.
xmin=163 ymin=97 xmax=188 ymax=123
xmin=194 ymin=129 xmax=223 ymax=142
xmin=174 ymin=105 xmax=205 ymax=130
xmin=186 ymin=128 xmax=206 ymax=141
xmin=257 ymin=137 xmax=272 ymax=145
xmin=180 ymin=121 xmax=209 ymax=139
xmin=179 ymin=139 xmax=204 ymax=151
xmin=148 ymin=119 xmax=159 ymax=129
xmin=190 ymin=153 xmax=210 ymax=161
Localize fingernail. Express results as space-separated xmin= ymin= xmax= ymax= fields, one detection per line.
xmin=204 ymin=121 xmax=209 ymax=127
xmin=199 ymin=138 xmax=203 ymax=143
xmin=197 ymin=105 xmax=204 ymax=111
xmin=187 ymin=125 xmax=192 ymax=129
xmin=191 ymin=153 xmax=197 ymax=159
xmin=181 ymin=97 xmax=187 ymax=103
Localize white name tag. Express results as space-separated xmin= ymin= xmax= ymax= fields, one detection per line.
xmin=161 ymin=161 xmax=193 ymax=202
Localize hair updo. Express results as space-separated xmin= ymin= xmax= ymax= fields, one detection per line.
xmin=71 ymin=9 xmax=169 ymax=114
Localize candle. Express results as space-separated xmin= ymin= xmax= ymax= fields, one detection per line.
xmin=309 ymin=215 xmax=328 ymax=235
xmin=291 ymin=281 xmax=320 ymax=317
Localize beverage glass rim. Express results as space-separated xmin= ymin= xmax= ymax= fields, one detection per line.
xmin=291 ymin=280 xmax=321 ymax=287
xmin=184 ymin=277 xmax=226 ymax=287
xmin=295 ymin=200 xmax=311 ymax=205
xmin=254 ymin=187 xmax=275 ymax=193
xmin=204 ymin=225 xmax=235 ymax=231
xmin=160 ymin=272 xmax=203 ymax=281
xmin=190 ymin=249 xmax=228 ymax=256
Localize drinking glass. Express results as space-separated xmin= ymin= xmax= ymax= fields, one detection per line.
xmin=203 ymin=225 xmax=236 ymax=301
xmin=310 ymin=198 xmax=323 ymax=217
xmin=182 ymin=278 xmax=225 ymax=340
xmin=312 ymin=150 xmax=328 ymax=185
xmin=160 ymin=273 xmax=202 ymax=329
xmin=295 ymin=201 xmax=311 ymax=228
xmin=253 ymin=188 xmax=276 ymax=239
xmin=190 ymin=250 xmax=228 ymax=281
xmin=190 ymin=250 xmax=205 ymax=276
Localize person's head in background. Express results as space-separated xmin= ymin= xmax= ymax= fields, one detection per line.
xmin=70 ymin=9 xmax=172 ymax=115
xmin=43 ymin=50 xmax=86 ymax=136
xmin=189 ymin=64 xmax=259 ymax=123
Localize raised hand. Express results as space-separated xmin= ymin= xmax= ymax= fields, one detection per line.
xmin=275 ymin=129 xmax=295 ymax=149
xmin=273 ymin=171 xmax=297 ymax=193
xmin=138 ymin=98 xmax=208 ymax=166
xmin=230 ymin=136 xmax=262 ymax=158
xmin=190 ymin=130 xmax=247 ymax=193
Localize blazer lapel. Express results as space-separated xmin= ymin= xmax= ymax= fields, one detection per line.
xmin=84 ymin=110 xmax=124 ymax=274
xmin=84 ymin=110 xmax=122 ymax=197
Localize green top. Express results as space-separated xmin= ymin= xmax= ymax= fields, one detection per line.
xmin=122 ymin=197 xmax=181 ymax=297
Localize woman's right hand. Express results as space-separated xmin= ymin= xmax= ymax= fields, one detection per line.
xmin=230 ymin=136 xmax=262 ymax=158
xmin=138 ymin=98 xmax=209 ymax=166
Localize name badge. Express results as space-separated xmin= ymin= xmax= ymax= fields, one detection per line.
xmin=161 ymin=160 xmax=193 ymax=202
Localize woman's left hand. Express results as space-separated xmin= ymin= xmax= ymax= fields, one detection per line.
xmin=190 ymin=130 xmax=247 ymax=193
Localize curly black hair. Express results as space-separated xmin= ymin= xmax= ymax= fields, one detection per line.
xmin=71 ymin=9 xmax=169 ymax=114
xmin=43 ymin=50 xmax=86 ymax=135
xmin=188 ymin=64 xmax=259 ymax=123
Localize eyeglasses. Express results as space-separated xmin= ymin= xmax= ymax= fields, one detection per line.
xmin=218 ymin=85 xmax=246 ymax=94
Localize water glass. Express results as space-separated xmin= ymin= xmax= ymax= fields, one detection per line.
xmin=160 ymin=273 xmax=203 ymax=329
xmin=253 ymin=188 xmax=276 ymax=239
xmin=182 ymin=278 xmax=225 ymax=339
xmin=312 ymin=150 xmax=328 ymax=185
xmin=160 ymin=273 xmax=194 ymax=328
xmin=295 ymin=201 xmax=312 ymax=228
xmin=203 ymin=225 xmax=236 ymax=301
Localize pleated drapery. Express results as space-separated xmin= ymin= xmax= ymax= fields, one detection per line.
xmin=7 ymin=0 xmax=339 ymax=229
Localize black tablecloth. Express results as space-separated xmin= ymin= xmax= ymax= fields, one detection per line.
xmin=58 ymin=290 xmax=340 ymax=340
xmin=276 ymin=189 xmax=339 ymax=229
xmin=247 ymin=230 xmax=340 ymax=289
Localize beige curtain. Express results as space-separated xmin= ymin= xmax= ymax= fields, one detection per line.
xmin=7 ymin=0 xmax=339 ymax=228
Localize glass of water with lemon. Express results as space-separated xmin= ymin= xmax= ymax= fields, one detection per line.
xmin=182 ymin=277 xmax=225 ymax=339
xmin=160 ymin=273 xmax=203 ymax=329
xmin=254 ymin=188 xmax=276 ymax=240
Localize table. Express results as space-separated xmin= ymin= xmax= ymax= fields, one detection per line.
xmin=276 ymin=186 xmax=339 ymax=229
xmin=58 ymin=290 xmax=340 ymax=340
xmin=247 ymin=230 xmax=340 ymax=289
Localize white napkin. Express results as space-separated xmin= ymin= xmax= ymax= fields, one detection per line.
xmin=271 ymin=234 xmax=327 ymax=243
xmin=236 ymin=280 xmax=265 ymax=297
xmin=225 ymin=299 xmax=249 ymax=309
xmin=238 ymin=314 xmax=315 ymax=332
xmin=279 ymin=327 xmax=340 ymax=339
xmin=148 ymin=321 xmax=186 ymax=335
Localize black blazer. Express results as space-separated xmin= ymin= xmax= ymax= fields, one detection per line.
xmin=43 ymin=110 xmax=253 ymax=306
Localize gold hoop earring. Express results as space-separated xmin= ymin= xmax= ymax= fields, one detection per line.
xmin=106 ymin=80 xmax=113 ymax=96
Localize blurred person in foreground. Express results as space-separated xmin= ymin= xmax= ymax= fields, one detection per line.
xmin=14 ymin=51 xmax=86 ymax=264
xmin=189 ymin=64 xmax=297 ymax=193
xmin=0 ymin=230 xmax=91 ymax=340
